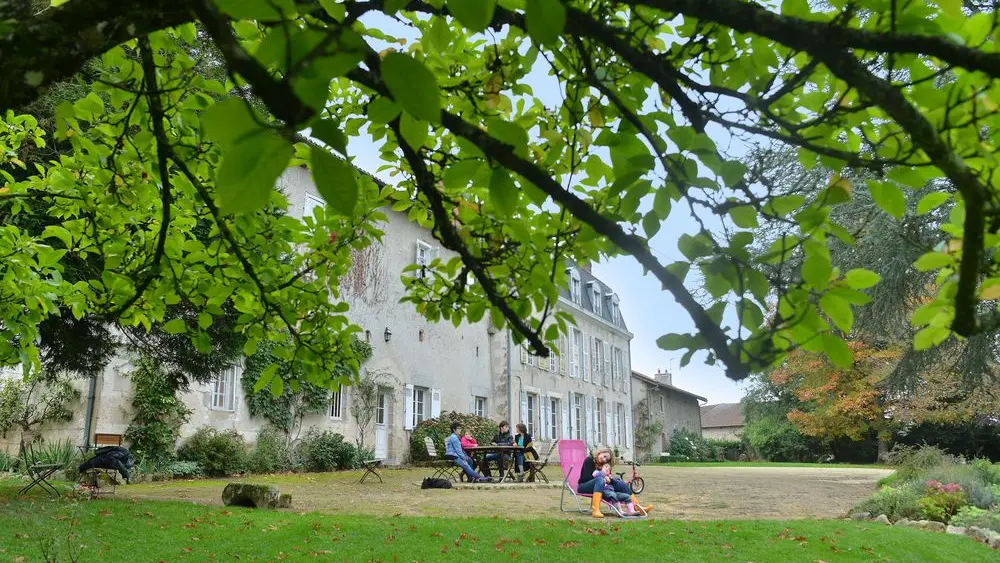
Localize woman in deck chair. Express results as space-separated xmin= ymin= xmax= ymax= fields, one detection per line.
xmin=577 ymin=448 xmax=653 ymax=518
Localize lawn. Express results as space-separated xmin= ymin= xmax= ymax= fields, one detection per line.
xmin=0 ymin=481 xmax=994 ymax=561
xmin=650 ymin=461 xmax=891 ymax=470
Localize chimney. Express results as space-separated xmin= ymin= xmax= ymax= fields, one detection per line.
xmin=579 ymin=261 xmax=592 ymax=273
xmin=654 ymin=369 xmax=672 ymax=387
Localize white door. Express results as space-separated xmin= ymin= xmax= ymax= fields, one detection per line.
xmin=374 ymin=389 xmax=389 ymax=460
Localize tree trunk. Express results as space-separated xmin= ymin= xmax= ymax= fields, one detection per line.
xmin=876 ymin=438 xmax=890 ymax=463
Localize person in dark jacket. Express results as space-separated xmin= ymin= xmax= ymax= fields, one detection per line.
xmin=482 ymin=421 xmax=513 ymax=478
xmin=77 ymin=446 xmax=135 ymax=483
xmin=513 ymin=423 xmax=537 ymax=480
xmin=576 ymin=448 xmax=652 ymax=518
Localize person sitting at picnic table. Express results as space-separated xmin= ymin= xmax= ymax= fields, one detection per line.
xmin=577 ymin=447 xmax=653 ymax=518
xmin=445 ymin=422 xmax=489 ymax=483
xmin=593 ymin=462 xmax=636 ymax=515
xmin=481 ymin=421 xmax=513 ymax=478
xmin=460 ymin=429 xmax=478 ymax=452
xmin=513 ymin=423 xmax=537 ymax=481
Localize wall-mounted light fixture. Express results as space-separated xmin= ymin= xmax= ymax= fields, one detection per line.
xmin=384 ymin=327 xmax=392 ymax=343
xmin=419 ymin=329 xmax=425 ymax=342
xmin=365 ymin=330 xmax=371 ymax=343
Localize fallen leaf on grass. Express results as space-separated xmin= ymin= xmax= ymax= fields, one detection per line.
xmin=311 ymin=551 xmax=332 ymax=556
xmin=559 ymin=542 xmax=580 ymax=548
xmin=533 ymin=539 xmax=546 ymax=546
xmin=14 ymin=533 xmax=29 ymax=539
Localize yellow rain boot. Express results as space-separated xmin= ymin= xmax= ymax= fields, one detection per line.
xmin=590 ymin=492 xmax=605 ymax=518
xmin=632 ymin=494 xmax=653 ymax=514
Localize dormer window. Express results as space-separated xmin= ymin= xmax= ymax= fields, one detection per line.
xmin=568 ymin=268 xmax=581 ymax=304
xmin=611 ymin=293 xmax=620 ymax=324
xmin=592 ymin=286 xmax=602 ymax=316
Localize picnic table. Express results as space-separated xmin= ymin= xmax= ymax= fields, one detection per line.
xmin=465 ymin=445 xmax=524 ymax=482
xmin=19 ymin=463 xmax=63 ymax=498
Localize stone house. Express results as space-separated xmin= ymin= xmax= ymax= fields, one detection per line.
xmin=700 ymin=403 xmax=746 ymax=441
xmin=491 ymin=262 xmax=636 ymax=459
xmin=629 ymin=369 xmax=706 ymax=459
xmin=1 ymin=170 xmax=640 ymax=464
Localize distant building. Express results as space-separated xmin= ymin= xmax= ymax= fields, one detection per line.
xmin=700 ymin=403 xmax=745 ymax=441
xmin=630 ymin=370 xmax=706 ymax=458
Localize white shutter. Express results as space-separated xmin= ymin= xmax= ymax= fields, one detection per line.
xmin=570 ymin=332 xmax=579 ymax=378
xmin=520 ymin=390 xmax=528 ymax=425
xmin=431 ymin=388 xmax=441 ymax=418
xmin=520 ymin=344 xmax=528 ymax=365
xmin=549 ymin=349 xmax=557 ymax=372
xmin=584 ymin=396 xmax=593 ymax=445
xmin=603 ymin=342 xmax=611 ymax=386
xmin=562 ymin=401 xmax=570 ymax=439
xmin=470 ymin=395 xmax=476 ymax=415
xmin=540 ymin=395 xmax=548 ymax=440
xmin=605 ymin=409 xmax=614 ymax=446
xmin=582 ymin=334 xmax=590 ymax=382
xmin=625 ymin=408 xmax=633 ymax=448
xmin=403 ymin=384 xmax=415 ymax=430
xmin=559 ymin=335 xmax=568 ymax=375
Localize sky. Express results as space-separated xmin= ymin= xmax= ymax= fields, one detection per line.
xmin=347 ymin=12 xmax=753 ymax=405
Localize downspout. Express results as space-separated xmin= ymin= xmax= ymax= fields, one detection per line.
xmin=82 ymin=374 xmax=97 ymax=449
xmin=505 ymin=329 xmax=513 ymax=421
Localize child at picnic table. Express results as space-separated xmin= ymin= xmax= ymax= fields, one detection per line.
xmin=593 ymin=463 xmax=637 ymax=515
xmin=460 ymin=430 xmax=478 ymax=452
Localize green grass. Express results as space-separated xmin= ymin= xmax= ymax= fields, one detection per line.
xmin=649 ymin=461 xmax=892 ymax=469
xmin=0 ymin=482 xmax=992 ymax=562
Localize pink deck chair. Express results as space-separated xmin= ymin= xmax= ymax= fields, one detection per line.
xmin=558 ymin=440 xmax=645 ymax=518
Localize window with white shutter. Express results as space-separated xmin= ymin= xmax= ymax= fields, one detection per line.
xmin=559 ymin=335 xmax=569 ymax=375
xmin=590 ymin=337 xmax=599 ymax=384
xmin=570 ymin=329 xmax=582 ymax=378
xmin=415 ymin=240 xmax=433 ymax=279
xmin=211 ymin=365 xmax=238 ymax=412
xmin=572 ymin=394 xmax=583 ymax=440
xmin=404 ymin=384 xmax=415 ymax=430
xmin=430 ymin=388 xmax=441 ymax=418
xmin=329 ymin=387 xmax=344 ymax=419
xmin=549 ymin=348 xmax=557 ymax=372
xmin=582 ymin=334 xmax=590 ymax=382
xmin=603 ymin=342 xmax=611 ymax=387
xmin=520 ymin=344 xmax=529 ymax=365
xmin=595 ymin=399 xmax=605 ymax=444
xmin=550 ymin=397 xmax=561 ymax=439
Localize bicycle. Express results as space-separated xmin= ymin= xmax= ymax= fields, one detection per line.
xmin=616 ymin=457 xmax=645 ymax=495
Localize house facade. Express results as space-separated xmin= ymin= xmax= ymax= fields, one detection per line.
xmin=491 ymin=262 xmax=636 ymax=459
xmin=700 ymin=403 xmax=746 ymax=441
xmin=630 ymin=369 xmax=706 ymax=459
xmin=2 ymin=170 xmax=643 ymax=464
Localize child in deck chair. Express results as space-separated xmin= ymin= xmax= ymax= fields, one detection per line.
xmin=593 ymin=463 xmax=636 ymax=515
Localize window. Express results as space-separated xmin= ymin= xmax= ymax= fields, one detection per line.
xmin=572 ymin=393 xmax=583 ymax=440
xmin=659 ymin=395 xmax=665 ymax=413
xmin=603 ymin=342 xmax=611 ymax=387
xmin=610 ymin=294 xmax=620 ymax=324
xmin=568 ymin=268 xmax=581 ymax=304
xmin=412 ymin=386 xmax=427 ymax=427
xmin=330 ymin=388 xmax=344 ymax=419
xmin=474 ymin=396 xmax=487 ymax=418
xmin=527 ymin=393 xmax=537 ymax=435
xmin=415 ymin=240 xmax=433 ymax=279
xmin=593 ymin=287 xmax=602 ymax=315
xmin=211 ymin=366 xmax=237 ymax=411
xmin=595 ymin=399 xmax=605 ymax=444
xmin=376 ymin=392 xmax=387 ymax=425
xmin=594 ymin=338 xmax=604 ymax=385
xmin=549 ymin=397 xmax=560 ymax=439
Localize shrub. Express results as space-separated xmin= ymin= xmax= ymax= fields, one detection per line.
xmin=855 ymin=481 xmax=924 ymax=522
xmin=124 ymin=355 xmax=192 ymax=464
xmin=950 ymin=505 xmax=1000 ymax=532
xmin=886 ymin=444 xmax=960 ymax=482
xmin=177 ymin=427 xmax=248 ymax=477
xmin=22 ymin=439 xmax=77 ymax=471
xmin=409 ymin=411 xmax=496 ymax=463
xmin=165 ymin=460 xmax=203 ymax=478
xmin=742 ymin=417 xmax=812 ymax=462
xmin=296 ymin=427 xmax=356 ymax=472
xmin=707 ymin=439 xmax=744 ymax=461
xmin=922 ymin=465 xmax=995 ymax=509
xmin=970 ymin=458 xmax=1000 ymax=486
xmin=0 ymin=450 xmax=17 ymax=472
xmin=247 ymin=427 xmax=294 ymax=474
xmin=916 ymin=480 xmax=968 ymax=522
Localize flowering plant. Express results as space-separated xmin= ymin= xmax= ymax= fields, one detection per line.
xmin=917 ymin=480 xmax=967 ymax=522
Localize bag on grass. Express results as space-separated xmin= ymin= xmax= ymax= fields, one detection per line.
xmin=421 ymin=477 xmax=452 ymax=489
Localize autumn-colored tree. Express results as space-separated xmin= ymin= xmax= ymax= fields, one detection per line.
xmin=891 ymin=367 xmax=1000 ymax=426
xmin=770 ymin=342 xmax=899 ymax=446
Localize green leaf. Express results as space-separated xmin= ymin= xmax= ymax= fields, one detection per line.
xmin=243 ymin=339 xmax=258 ymax=357
xmin=913 ymin=252 xmax=953 ymax=271
xmin=201 ymin=98 xmax=259 ymax=149
xmin=820 ymin=333 xmax=853 ymax=368
xmin=916 ymin=192 xmax=950 ymax=215
xmin=719 ymin=160 xmax=747 ymax=187
xmin=384 ymin=0 xmax=410 ymax=15
xmin=269 ymin=371 xmax=284 ymax=397
xmin=820 ymin=293 xmax=854 ymax=333
xmin=666 ymin=262 xmax=690 ymax=282
xmin=656 ymin=333 xmax=688 ymax=351
xmin=489 ymin=167 xmax=518 ymax=217
xmin=914 ymin=326 xmax=950 ymax=350
xmin=769 ymin=194 xmax=805 ymax=215
xmin=311 ymin=149 xmax=359 ymax=216
xmin=869 ymin=181 xmax=907 ymax=218
xmin=162 ymin=318 xmax=187 ymax=335
xmin=215 ymin=0 xmax=296 ymax=20
xmin=729 ymin=205 xmax=759 ymax=228
xmin=310 ymin=118 xmax=348 ymax=156
xmin=367 ymin=97 xmax=401 ymax=124
xmin=399 ymin=112 xmax=429 ymax=149
xmin=381 ymin=53 xmax=441 ymax=123
xmin=643 ymin=213 xmax=661 ymax=238
xmin=526 ymin=0 xmax=566 ymax=45
xmin=802 ymin=253 xmax=833 ymax=289
xmin=844 ymin=269 xmax=881 ymax=289
xmin=216 ymin=130 xmax=293 ymax=213
xmin=443 ymin=160 xmax=484 ymax=191
xmin=447 ymin=0 xmax=497 ymax=32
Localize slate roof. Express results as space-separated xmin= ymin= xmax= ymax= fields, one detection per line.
xmin=700 ymin=403 xmax=745 ymax=428
xmin=631 ymin=370 xmax=707 ymax=403
xmin=560 ymin=260 xmax=629 ymax=331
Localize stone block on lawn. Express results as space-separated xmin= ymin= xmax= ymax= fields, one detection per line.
xmin=946 ymin=525 xmax=966 ymax=536
xmin=873 ymin=514 xmax=890 ymax=525
xmin=222 ymin=483 xmax=288 ymax=509
xmin=849 ymin=512 xmax=871 ymax=521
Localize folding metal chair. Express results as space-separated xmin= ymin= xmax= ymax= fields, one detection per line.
xmin=558 ymin=440 xmax=646 ymax=518
xmin=358 ymin=459 xmax=383 ymax=484
xmin=424 ymin=437 xmax=460 ymax=482
xmin=524 ymin=440 xmax=558 ymax=483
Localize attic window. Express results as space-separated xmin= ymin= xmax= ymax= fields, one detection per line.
xmin=611 ymin=294 xmax=620 ymax=324
xmin=567 ymin=268 xmax=581 ymax=304
xmin=592 ymin=286 xmax=602 ymax=315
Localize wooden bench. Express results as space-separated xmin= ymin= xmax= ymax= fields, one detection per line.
xmin=94 ymin=433 xmax=123 ymax=447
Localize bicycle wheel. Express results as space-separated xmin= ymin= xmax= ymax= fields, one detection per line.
xmin=629 ymin=477 xmax=645 ymax=494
